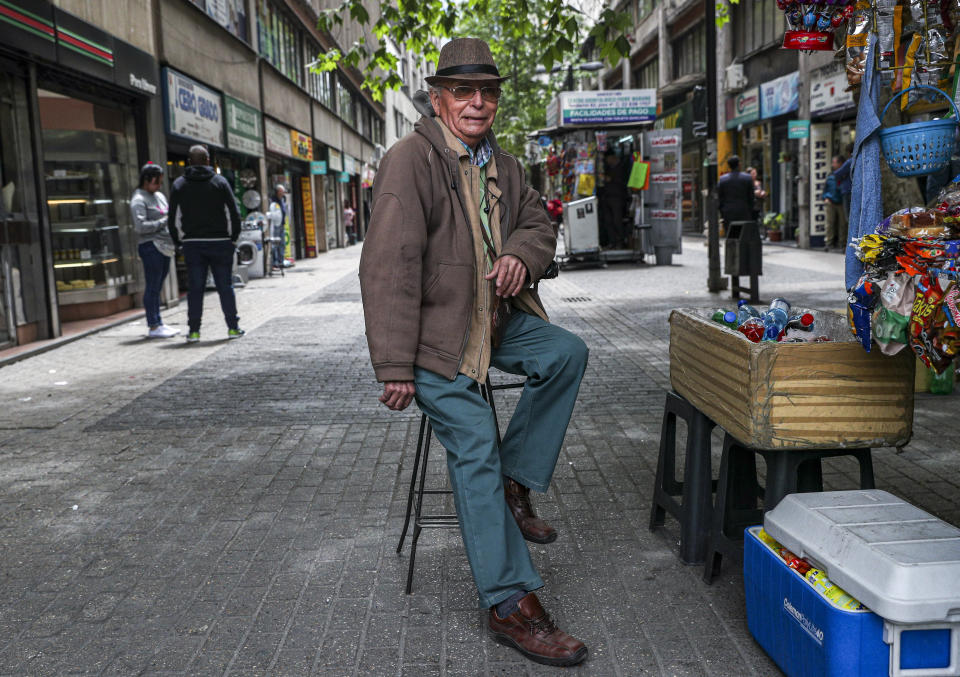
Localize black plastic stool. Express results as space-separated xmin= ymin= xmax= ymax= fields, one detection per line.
xmin=702 ymin=432 xmax=875 ymax=583
xmin=648 ymin=391 xmax=718 ymax=565
xmin=396 ymin=377 xmax=525 ymax=594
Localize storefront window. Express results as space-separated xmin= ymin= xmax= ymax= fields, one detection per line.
xmin=0 ymin=72 xmax=43 ymax=346
xmin=38 ymin=90 xmax=139 ymax=322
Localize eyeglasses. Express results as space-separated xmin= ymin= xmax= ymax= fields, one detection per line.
xmin=443 ymin=85 xmax=502 ymax=103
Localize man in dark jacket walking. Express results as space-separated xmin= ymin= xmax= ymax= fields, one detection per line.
xmin=716 ymin=155 xmax=756 ymax=225
xmin=167 ymin=145 xmax=244 ymax=342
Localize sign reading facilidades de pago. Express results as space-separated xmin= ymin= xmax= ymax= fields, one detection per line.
xmin=560 ymin=89 xmax=657 ymax=125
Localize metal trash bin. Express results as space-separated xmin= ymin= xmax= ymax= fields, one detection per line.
xmin=724 ymin=220 xmax=763 ymax=277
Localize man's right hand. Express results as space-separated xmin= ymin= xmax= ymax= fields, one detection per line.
xmin=380 ymin=381 xmax=415 ymax=411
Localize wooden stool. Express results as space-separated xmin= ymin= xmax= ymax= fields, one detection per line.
xmin=648 ymin=391 xmax=718 ymax=565
xmin=702 ymin=432 xmax=875 ymax=583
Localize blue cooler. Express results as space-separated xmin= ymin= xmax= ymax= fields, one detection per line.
xmin=744 ymin=490 xmax=960 ymax=677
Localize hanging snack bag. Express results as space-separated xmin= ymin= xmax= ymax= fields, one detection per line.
xmin=875 ymin=272 xmax=915 ymax=355
xmin=848 ymin=272 xmax=881 ymax=351
xmin=846 ymin=0 xmax=872 ymax=88
xmin=908 ymin=275 xmax=953 ymax=371
xmin=901 ymin=34 xmax=924 ymax=101
xmin=874 ymin=306 xmax=912 ymax=354
xmin=902 ymin=0 xmax=950 ymax=106
xmin=934 ymin=175 xmax=960 ymax=225
xmin=932 ymin=280 xmax=960 ymax=358
xmin=780 ymin=0 xmax=847 ymax=50
xmin=872 ymin=273 xmax=916 ymax=355
xmin=877 ymin=0 xmax=903 ymax=80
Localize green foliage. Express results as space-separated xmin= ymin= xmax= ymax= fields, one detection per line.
xmin=715 ymin=0 xmax=739 ymax=29
xmin=313 ymin=0 xmax=632 ymax=103
xmin=453 ymin=0 xmax=567 ymax=158
xmin=763 ymin=212 xmax=784 ymax=230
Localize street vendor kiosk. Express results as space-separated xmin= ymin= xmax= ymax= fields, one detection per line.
xmin=531 ymin=88 xmax=683 ymax=267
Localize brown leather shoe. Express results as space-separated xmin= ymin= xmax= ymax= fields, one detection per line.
xmin=504 ymin=477 xmax=557 ymax=543
xmin=488 ymin=593 xmax=587 ymax=667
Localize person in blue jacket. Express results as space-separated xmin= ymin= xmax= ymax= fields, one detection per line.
xmin=822 ymin=155 xmax=847 ymax=251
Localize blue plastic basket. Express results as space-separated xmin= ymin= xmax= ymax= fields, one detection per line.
xmin=879 ymin=85 xmax=960 ymax=178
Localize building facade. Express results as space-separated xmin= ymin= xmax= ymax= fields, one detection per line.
xmin=0 ymin=0 xmax=399 ymax=349
xmin=589 ymin=1 xmax=863 ymax=249
xmin=592 ymin=0 xmax=709 ymax=236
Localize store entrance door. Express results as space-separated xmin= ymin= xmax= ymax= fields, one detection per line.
xmin=0 ymin=69 xmax=46 ymax=347
xmin=324 ymin=176 xmax=339 ymax=249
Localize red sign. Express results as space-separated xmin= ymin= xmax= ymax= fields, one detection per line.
xmin=782 ymin=31 xmax=834 ymax=51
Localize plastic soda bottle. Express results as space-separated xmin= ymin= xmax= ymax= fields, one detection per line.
xmin=787 ymin=312 xmax=815 ymax=331
xmin=804 ymin=569 xmax=864 ymax=610
xmin=712 ymin=309 xmax=738 ymax=329
xmin=929 ymin=367 xmax=955 ymax=395
xmin=762 ymin=298 xmax=792 ymax=341
xmin=738 ymin=318 xmax=765 ymax=342
xmin=736 ymin=300 xmax=761 ymax=326
xmin=757 ymin=529 xmax=781 ymax=550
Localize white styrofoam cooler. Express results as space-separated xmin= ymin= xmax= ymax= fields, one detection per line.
xmin=764 ymin=490 xmax=960 ymax=624
xmin=764 ymin=490 xmax=960 ymax=676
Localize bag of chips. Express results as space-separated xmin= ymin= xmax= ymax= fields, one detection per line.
xmin=908 ymin=276 xmax=953 ymax=371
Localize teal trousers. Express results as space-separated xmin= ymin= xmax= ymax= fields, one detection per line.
xmin=413 ymin=310 xmax=588 ymax=608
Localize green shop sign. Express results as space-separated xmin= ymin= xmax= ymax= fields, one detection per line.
xmin=225 ymin=95 xmax=263 ymax=156
xmin=788 ymin=120 xmax=810 ymax=139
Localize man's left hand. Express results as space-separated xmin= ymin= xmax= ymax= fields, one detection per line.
xmin=484 ymin=255 xmax=527 ymax=297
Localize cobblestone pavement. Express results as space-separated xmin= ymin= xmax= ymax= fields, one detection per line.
xmin=1 ymin=240 xmax=958 ymax=676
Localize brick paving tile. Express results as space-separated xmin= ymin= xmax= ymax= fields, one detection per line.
xmin=1 ymin=241 xmax=958 ymax=676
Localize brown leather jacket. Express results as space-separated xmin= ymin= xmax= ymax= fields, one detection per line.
xmin=359 ymin=117 xmax=556 ymax=383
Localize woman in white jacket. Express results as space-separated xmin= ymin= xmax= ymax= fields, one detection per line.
xmin=130 ymin=163 xmax=179 ymax=338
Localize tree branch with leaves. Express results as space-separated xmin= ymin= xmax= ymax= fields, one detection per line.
xmin=314 ymin=0 xmax=633 ymax=103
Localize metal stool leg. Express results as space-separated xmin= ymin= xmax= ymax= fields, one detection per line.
xmin=397 ymin=414 xmax=428 ymax=554
xmin=400 ymin=375 xmax=524 ymax=594
xmin=405 ymin=420 xmax=433 ymax=594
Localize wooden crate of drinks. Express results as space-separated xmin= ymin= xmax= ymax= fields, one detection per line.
xmin=668 ymin=308 xmax=915 ymax=450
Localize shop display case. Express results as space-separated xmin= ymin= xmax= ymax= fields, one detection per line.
xmin=47 ymin=166 xmax=134 ymax=306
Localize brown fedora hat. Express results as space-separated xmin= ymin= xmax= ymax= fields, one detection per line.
xmin=425 ymin=38 xmax=509 ymax=85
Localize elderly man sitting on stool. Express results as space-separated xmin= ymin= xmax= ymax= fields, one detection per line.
xmin=359 ymin=38 xmax=590 ymax=668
